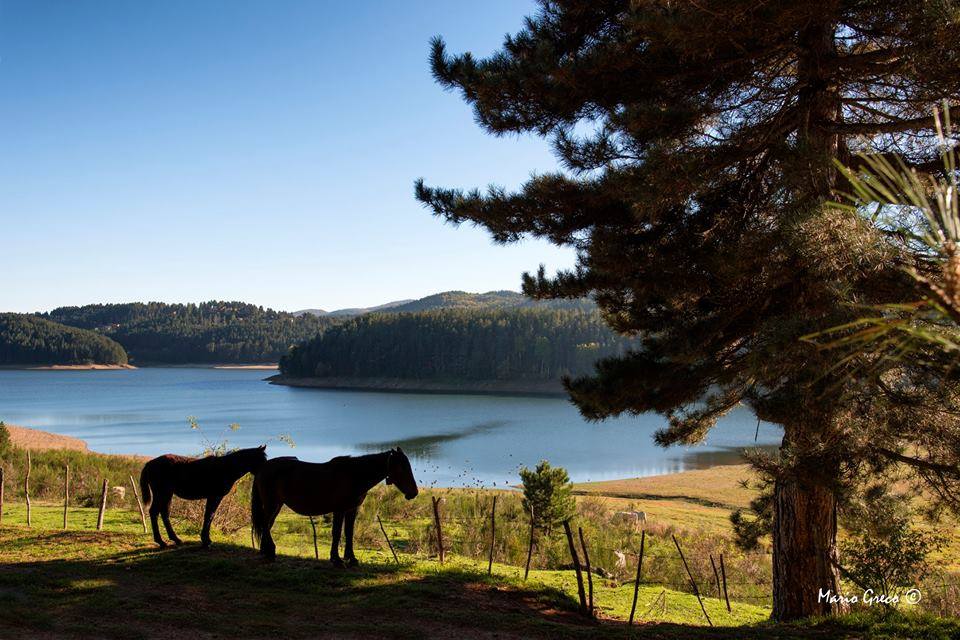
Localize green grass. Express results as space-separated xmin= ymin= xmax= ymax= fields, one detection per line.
xmin=0 ymin=442 xmax=145 ymax=511
xmin=3 ymin=503 xmax=959 ymax=638
xmin=574 ymin=464 xmax=758 ymax=512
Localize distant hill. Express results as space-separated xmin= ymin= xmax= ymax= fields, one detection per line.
xmin=386 ymin=290 xmax=593 ymax=314
xmin=44 ymin=302 xmax=340 ymax=365
xmin=294 ymin=299 xmax=414 ymax=317
xmin=293 ymin=291 xmax=592 ymax=317
xmin=0 ymin=313 xmax=128 ymax=366
xmin=35 ymin=292 xmax=604 ymax=369
xmin=278 ymin=304 xmax=633 ymax=389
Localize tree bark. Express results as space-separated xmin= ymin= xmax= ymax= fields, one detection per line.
xmin=771 ymin=473 xmax=844 ymax=620
xmin=769 ymin=18 xmax=846 ymax=622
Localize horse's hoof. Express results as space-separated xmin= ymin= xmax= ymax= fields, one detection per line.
xmin=330 ymin=558 xmax=345 ymax=568
xmin=345 ymin=558 xmax=359 ymax=568
xmin=156 ymin=541 xmax=168 ymax=549
xmin=200 ymin=541 xmax=211 ymax=549
xmin=172 ymin=539 xmax=183 ymax=546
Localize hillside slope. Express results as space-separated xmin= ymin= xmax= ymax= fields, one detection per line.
xmin=278 ymin=305 xmax=633 ymax=388
xmin=45 ymin=301 xmax=339 ymax=364
xmin=0 ymin=313 xmax=128 ymax=366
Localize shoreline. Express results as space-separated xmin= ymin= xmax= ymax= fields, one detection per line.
xmin=3 ymin=423 xmax=749 ymax=496
xmin=0 ymin=364 xmax=136 ymax=371
xmin=2 ymin=423 xmax=150 ymax=460
xmin=266 ymin=374 xmax=568 ymax=397
xmin=4 ymin=423 xmax=91 ymax=452
xmin=0 ymin=363 xmax=277 ymax=371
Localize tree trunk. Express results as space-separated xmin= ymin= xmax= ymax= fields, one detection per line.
xmin=769 ymin=18 xmax=845 ymax=622
xmin=771 ymin=473 xmax=844 ymax=620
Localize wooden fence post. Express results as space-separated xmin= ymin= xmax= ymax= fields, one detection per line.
xmin=720 ymin=552 xmax=731 ymax=612
xmin=129 ymin=475 xmax=147 ymax=533
xmin=487 ymin=495 xmax=497 ymax=575
xmin=578 ymin=526 xmax=594 ymax=617
xmin=96 ymin=478 xmax=108 ymax=531
xmin=562 ymin=520 xmax=588 ymax=616
xmin=524 ymin=504 xmax=535 ymax=581
xmin=24 ymin=451 xmax=31 ymax=527
xmin=431 ymin=496 xmax=444 ymax=564
xmin=672 ymin=535 xmax=712 ymax=626
xmin=628 ymin=529 xmax=646 ymax=625
xmin=0 ymin=465 xmax=5 ymax=526
xmin=710 ymin=554 xmax=722 ymax=599
xmin=63 ymin=465 xmax=69 ymax=529
xmin=377 ymin=515 xmax=399 ymax=565
xmin=309 ymin=516 xmax=319 ymax=559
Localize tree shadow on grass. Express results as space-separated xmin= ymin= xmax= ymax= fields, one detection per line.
xmin=0 ymin=530 xmax=909 ymax=639
xmin=0 ymin=531 xmax=600 ymax=640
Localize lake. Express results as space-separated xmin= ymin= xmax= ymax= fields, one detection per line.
xmin=0 ymin=368 xmax=782 ymax=487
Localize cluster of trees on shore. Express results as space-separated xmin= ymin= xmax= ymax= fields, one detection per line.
xmin=45 ymin=302 xmax=339 ymax=364
xmin=280 ymin=306 xmax=634 ymax=381
xmin=0 ymin=314 xmax=128 ymax=366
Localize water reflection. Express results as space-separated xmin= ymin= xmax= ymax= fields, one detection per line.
xmin=358 ymin=420 xmax=511 ymax=456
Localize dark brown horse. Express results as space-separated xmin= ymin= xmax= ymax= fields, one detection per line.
xmin=140 ymin=445 xmax=267 ymax=548
xmin=251 ymin=448 xmax=418 ymax=564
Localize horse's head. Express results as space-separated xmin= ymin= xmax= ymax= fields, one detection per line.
xmin=385 ymin=447 xmax=418 ymax=500
xmin=239 ymin=444 xmax=268 ymax=472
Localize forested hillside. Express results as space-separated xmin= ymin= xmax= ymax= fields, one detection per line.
xmin=279 ymin=306 xmax=633 ymax=382
xmin=0 ymin=314 xmax=128 ymax=366
xmin=385 ymin=290 xmax=593 ymax=314
xmin=45 ymin=302 xmax=339 ymax=364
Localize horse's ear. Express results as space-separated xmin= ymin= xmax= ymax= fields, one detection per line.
xmin=259 ymin=444 xmax=266 ymax=451
xmin=396 ymin=446 xmax=404 ymax=455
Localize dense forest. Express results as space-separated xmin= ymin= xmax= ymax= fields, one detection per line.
xmin=0 ymin=313 xmax=128 ymax=366
xmin=45 ymin=302 xmax=340 ymax=364
xmin=385 ymin=290 xmax=593 ymax=314
xmin=280 ymin=306 xmax=634 ymax=381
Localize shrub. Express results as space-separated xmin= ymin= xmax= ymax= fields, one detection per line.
xmin=0 ymin=421 xmax=10 ymax=456
xmin=840 ymin=487 xmax=944 ymax=603
xmin=519 ymin=460 xmax=575 ymax=534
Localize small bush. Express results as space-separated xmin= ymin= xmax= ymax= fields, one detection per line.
xmin=841 ymin=519 xmax=943 ymax=602
xmin=841 ymin=486 xmax=944 ymax=604
xmin=0 ymin=421 xmax=10 ymax=455
xmin=519 ymin=460 xmax=575 ymax=534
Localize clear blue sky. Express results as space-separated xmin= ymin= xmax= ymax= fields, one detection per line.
xmin=0 ymin=1 xmax=574 ymax=313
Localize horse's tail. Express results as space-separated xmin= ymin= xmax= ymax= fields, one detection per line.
xmin=139 ymin=466 xmax=152 ymax=508
xmin=250 ymin=476 xmax=266 ymax=549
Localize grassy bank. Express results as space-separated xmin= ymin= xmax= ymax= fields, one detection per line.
xmin=4 ymin=424 xmax=960 ymax=631
xmin=2 ymin=507 xmax=958 ymax=638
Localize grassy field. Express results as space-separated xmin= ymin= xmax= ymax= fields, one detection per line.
xmin=3 ymin=427 xmax=959 ymax=637
xmin=2 ymin=503 xmax=957 ymax=639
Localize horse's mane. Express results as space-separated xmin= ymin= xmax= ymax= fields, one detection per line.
xmin=327 ymin=451 xmax=389 ymax=467
xmin=222 ymin=446 xmax=265 ymax=458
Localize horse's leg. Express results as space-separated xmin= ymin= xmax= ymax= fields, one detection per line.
xmin=260 ymin=502 xmax=282 ymax=560
xmin=343 ymin=508 xmax=359 ymax=567
xmin=148 ymin=501 xmax=166 ymax=548
xmin=200 ymin=495 xmax=224 ymax=548
xmin=159 ymin=495 xmax=183 ymax=546
xmin=330 ymin=512 xmax=345 ymax=567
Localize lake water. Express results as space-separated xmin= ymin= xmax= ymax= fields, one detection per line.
xmin=0 ymin=368 xmax=782 ymax=487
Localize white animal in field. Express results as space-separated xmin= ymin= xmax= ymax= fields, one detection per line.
xmin=613 ymin=510 xmax=647 ymax=527
xmin=614 ymin=550 xmax=627 ymax=570
xmin=111 ymin=486 xmax=126 ymax=501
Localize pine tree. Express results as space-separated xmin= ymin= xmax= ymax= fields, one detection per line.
xmin=416 ymin=0 xmax=960 ymax=620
